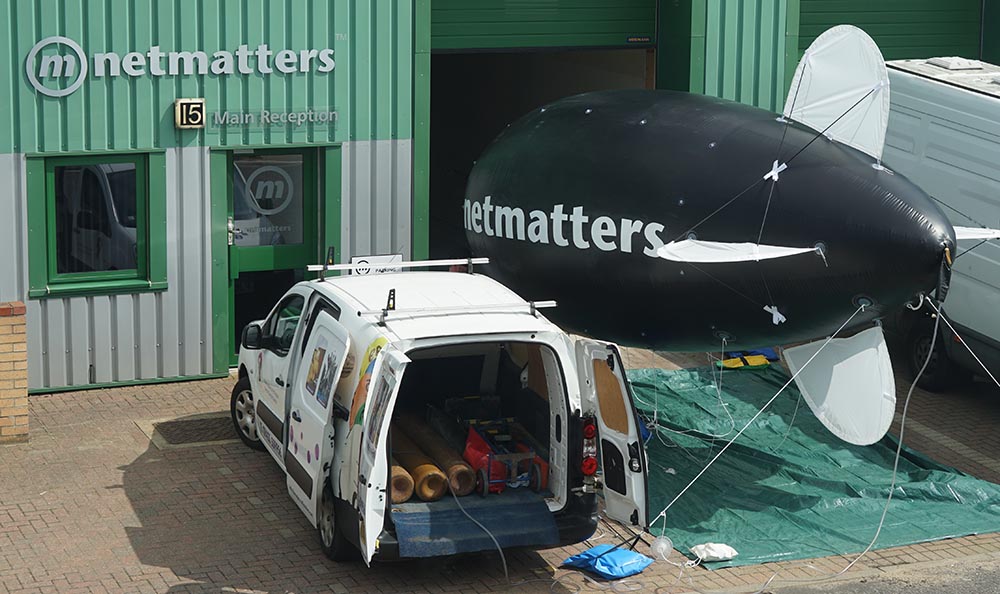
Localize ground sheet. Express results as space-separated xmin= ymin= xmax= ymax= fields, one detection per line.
xmin=628 ymin=366 xmax=1000 ymax=568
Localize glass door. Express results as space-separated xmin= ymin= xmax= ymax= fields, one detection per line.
xmin=229 ymin=149 xmax=317 ymax=363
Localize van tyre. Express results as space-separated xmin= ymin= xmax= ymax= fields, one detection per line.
xmin=907 ymin=320 xmax=972 ymax=392
xmin=230 ymin=376 xmax=266 ymax=451
xmin=319 ymin=483 xmax=354 ymax=561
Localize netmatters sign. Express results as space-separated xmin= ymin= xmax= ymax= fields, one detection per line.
xmin=25 ymin=36 xmax=336 ymax=98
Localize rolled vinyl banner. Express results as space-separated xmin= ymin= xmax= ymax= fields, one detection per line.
xmin=391 ymin=426 xmax=448 ymax=502
xmin=397 ymin=413 xmax=476 ymax=497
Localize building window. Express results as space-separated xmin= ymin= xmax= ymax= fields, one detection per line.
xmin=27 ymin=154 xmax=167 ymax=298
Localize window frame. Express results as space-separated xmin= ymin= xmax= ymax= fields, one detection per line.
xmin=26 ymin=153 xmax=168 ymax=298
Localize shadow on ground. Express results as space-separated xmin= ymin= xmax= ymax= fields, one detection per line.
xmin=119 ymin=413 xmax=575 ymax=593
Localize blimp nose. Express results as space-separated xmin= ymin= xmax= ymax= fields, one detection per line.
xmin=877 ymin=174 xmax=956 ymax=303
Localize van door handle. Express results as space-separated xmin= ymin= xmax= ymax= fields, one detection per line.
xmin=291 ymin=410 xmax=302 ymax=423
xmin=275 ymin=377 xmax=285 ymax=386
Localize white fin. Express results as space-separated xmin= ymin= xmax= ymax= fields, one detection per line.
xmin=784 ymin=25 xmax=890 ymax=161
xmin=657 ymin=239 xmax=815 ymax=263
xmin=782 ymin=326 xmax=895 ymax=446
xmin=954 ymin=226 xmax=1000 ymax=241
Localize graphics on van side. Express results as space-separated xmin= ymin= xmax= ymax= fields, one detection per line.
xmin=315 ymin=351 xmax=339 ymax=409
xmin=350 ymin=338 xmax=387 ymax=426
xmin=304 ymin=341 xmax=326 ymax=396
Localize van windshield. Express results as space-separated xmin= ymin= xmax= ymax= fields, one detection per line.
xmin=107 ymin=168 xmax=137 ymax=228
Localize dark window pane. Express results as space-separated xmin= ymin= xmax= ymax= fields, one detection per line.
xmin=54 ymin=162 xmax=138 ymax=274
xmin=107 ymin=167 xmax=137 ymax=227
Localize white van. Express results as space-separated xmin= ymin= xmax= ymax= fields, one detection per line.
xmin=228 ymin=261 xmax=649 ymax=564
xmin=883 ymin=58 xmax=1000 ymax=389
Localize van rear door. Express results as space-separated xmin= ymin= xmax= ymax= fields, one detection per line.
xmin=286 ymin=309 xmax=351 ymax=526
xmin=576 ymin=340 xmax=649 ymax=528
xmin=358 ymin=344 xmax=410 ymax=565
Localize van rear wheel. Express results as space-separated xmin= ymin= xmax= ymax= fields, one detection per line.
xmin=319 ymin=483 xmax=354 ymax=561
xmin=230 ymin=376 xmax=265 ymax=451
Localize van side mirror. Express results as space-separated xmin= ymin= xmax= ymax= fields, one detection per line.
xmin=242 ymin=323 xmax=263 ymax=350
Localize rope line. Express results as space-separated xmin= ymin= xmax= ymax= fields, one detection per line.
xmin=651 ymin=303 xmax=867 ymax=530
xmin=749 ymin=310 xmax=943 ymax=593
xmin=926 ymin=301 xmax=1000 ymax=389
xmin=783 ymin=87 xmax=877 ymax=168
xmin=954 ymin=238 xmax=991 ymax=262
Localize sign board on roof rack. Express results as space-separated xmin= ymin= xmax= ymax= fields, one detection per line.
xmin=349 ymin=254 xmax=403 ymax=275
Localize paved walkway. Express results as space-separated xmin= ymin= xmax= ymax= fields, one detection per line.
xmin=1 ymin=351 xmax=998 ymax=593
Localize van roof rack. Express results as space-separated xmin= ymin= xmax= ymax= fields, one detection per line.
xmin=359 ymin=300 xmax=558 ymax=326
xmin=309 ymin=257 xmax=490 ymax=280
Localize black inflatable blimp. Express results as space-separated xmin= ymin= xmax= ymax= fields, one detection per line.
xmin=465 ymin=90 xmax=955 ymax=351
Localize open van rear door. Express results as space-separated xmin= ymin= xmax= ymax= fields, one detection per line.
xmin=286 ymin=309 xmax=351 ymax=525
xmin=358 ymin=345 xmax=410 ymax=565
xmin=576 ymin=340 xmax=649 ymax=529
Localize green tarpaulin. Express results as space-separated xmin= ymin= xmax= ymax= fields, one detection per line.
xmin=627 ymin=366 xmax=1000 ymax=568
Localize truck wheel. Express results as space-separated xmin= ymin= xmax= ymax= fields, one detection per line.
xmin=319 ymin=483 xmax=355 ymax=561
xmin=907 ymin=321 xmax=972 ymax=392
xmin=230 ymin=376 xmax=266 ymax=451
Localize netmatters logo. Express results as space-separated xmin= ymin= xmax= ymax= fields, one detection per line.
xmin=25 ymin=36 xmax=336 ymax=98
xmin=25 ymin=37 xmax=88 ymax=98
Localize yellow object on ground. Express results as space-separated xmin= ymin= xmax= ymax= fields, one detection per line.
xmin=717 ymin=354 xmax=770 ymax=369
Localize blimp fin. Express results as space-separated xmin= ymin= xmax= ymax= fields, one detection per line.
xmin=657 ymin=239 xmax=816 ymax=264
xmin=782 ymin=326 xmax=895 ymax=446
xmin=955 ymin=226 xmax=1000 ymax=241
xmin=783 ymin=25 xmax=890 ymax=162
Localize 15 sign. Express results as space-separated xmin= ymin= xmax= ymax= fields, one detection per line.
xmin=175 ymin=98 xmax=206 ymax=129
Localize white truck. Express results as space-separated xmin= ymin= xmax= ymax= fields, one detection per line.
xmin=883 ymin=57 xmax=1000 ymax=389
xmin=228 ymin=260 xmax=649 ymax=564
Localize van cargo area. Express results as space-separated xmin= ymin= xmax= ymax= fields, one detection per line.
xmin=384 ymin=341 xmax=569 ymax=558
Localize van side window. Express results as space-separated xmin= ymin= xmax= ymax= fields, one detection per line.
xmin=265 ymin=295 xmax=305 ymax=356
xmin=300 ymin=300 xmax=342 ymax=355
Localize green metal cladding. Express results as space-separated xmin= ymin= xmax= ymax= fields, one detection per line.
xmin=799 ymin=0 xmax=982 ymax=60
xmin=430 ymin=0 xmax=657 ymax=51
xmin=659 ymin=0 xmax=798 ymax=113
xmin=1 ymin=0 xmax=414 ymax=153
xmin=986 ymin=0 xmax=1000 ymax=64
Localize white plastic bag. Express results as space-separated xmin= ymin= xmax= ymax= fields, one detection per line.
xmin=689 ymin=542 xmax=738 ymax=562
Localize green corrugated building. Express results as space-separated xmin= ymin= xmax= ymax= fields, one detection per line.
xmin=0 ymin=0 xmax=991 ymax=391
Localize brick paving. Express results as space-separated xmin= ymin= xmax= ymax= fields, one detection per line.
xmin=1 ymin=353 xmax=998 ymax=593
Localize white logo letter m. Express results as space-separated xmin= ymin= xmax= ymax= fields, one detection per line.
xmin=39 ymin=54 xmax=76 ymax=78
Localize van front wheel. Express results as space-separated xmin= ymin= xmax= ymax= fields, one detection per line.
xmin=319 ymin=484 xmax=354 ymax=561
xmin=230 ymin=377 xmax=265 ymax=451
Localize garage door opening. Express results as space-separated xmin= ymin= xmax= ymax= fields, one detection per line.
xmin=429 ymin=49 xmax=654 ymax=258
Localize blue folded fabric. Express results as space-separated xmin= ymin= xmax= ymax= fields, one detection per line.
xmin=637 ymin=413 xmax=652 ymax=442
xmin=563 ymin=544 xmax=654 ymax=579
